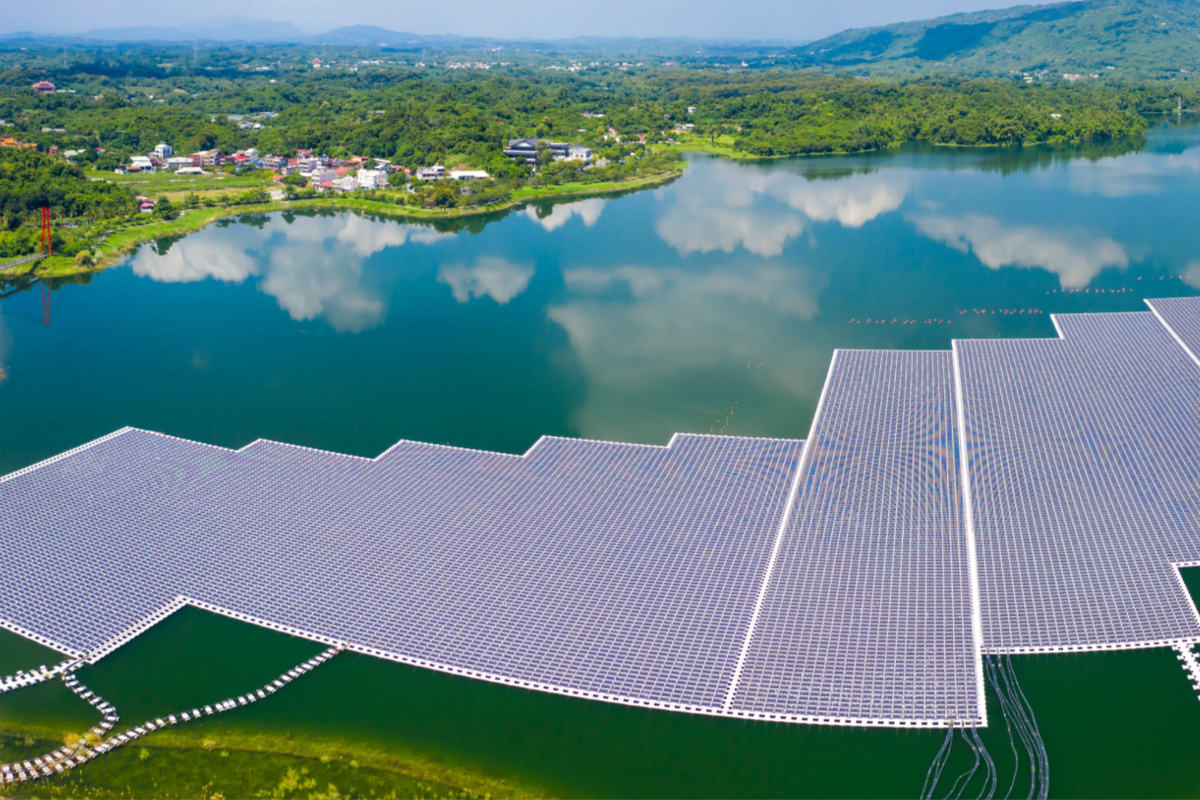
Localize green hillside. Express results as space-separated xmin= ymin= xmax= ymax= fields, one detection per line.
xmin=797 ymin=0 xmax=1200 ymax=81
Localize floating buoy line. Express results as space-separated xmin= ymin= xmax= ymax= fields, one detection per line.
xmin=847 ymin=272 xmax=1200 ymax=326
xmin=0 ymin=645 xmax=342 ymax=785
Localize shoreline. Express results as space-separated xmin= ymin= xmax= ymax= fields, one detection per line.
xmin=0 ymin=721 xmax=543 ymax=798
xmin=2 ymin=167 xmax=684 ymax=281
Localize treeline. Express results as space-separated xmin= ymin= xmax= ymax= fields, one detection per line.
xmin=0 ymin=147 xmax=135 ymax=224
xmin=689 ymin=78 xmax=1151 ymax=155
xmin=1 ymin=66 xmax=1183 ymax=169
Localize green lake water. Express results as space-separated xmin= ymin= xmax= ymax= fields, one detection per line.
xmin=2 ymin=121 xmax=1200 ymax=797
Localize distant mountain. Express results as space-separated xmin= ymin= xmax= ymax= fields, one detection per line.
xmin=73 ymin=16 xmax=309 ymax=43
xmin=308 ymin=25 xmax=473 ymax=48
xmin=796 ymin=0 xmax=1200 ymax=78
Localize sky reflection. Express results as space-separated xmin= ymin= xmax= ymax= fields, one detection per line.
xmin=910 ymin=214 xmax=1129 ymax=289
xmin=130 ymin=214 xmax=451 ymax=332
xmin=655 ymin=159 xmax=909 ymax=257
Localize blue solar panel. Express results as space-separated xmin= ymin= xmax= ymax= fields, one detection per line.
xmin=728 ymin=351 xmax=982 ymax=726
xmin=957 ymin=309 xmax=1200 ymax=653
xmin=1147 ymin=296 xmax=1200 ymax=369
xmin=0 ymin=430 xmax=803 ymax=714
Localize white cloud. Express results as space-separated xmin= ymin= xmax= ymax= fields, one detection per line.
xmin=437 ymin=257 xmax=535 ymax=304
xmin=758 ymin=171 xmax=909 ymax=228
xmin=128 ymin=213 xmax=437 ymax=332
xmin=655 ymin=159 xmax=908 ymax=257
xmin=911 ymin=214 xmax=1128 ymax=289
xmin=258 ymin=246 xmax=385 ymax=333
xmin=1060 ymin=149 xmax=1200 ymax=198
xmin=130 ymin=231 xmax=260 ymax=283
xmin=523 ymin=199 xmax=606 ymax=231
xmin=332 ymin=213 xmax=453 ymax=255
xmin=548 ymin=261 xmax=825 ymax=441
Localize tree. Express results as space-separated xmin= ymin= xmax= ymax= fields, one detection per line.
xmin=154 ymin=196 xmax=177 ymax=220
xmin=282 ymin=172 xmax=309 ymax=187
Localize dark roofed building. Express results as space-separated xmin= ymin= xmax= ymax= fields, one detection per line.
xmin=504 ymin=138 xmax=570 ymax=165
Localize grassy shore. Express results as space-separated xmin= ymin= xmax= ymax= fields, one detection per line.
xmin=660 ymin=134 xmax=767 ymax=160
xmin=7 ymin=166 xmax=683 ymax=281
xmin=0 ymin=723 xmax=544 ymax=799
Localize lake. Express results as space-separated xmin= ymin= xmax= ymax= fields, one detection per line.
xmin=2 ymin=121 xmax=1200 ymax=797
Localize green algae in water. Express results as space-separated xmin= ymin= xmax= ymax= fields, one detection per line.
xmin=15 ymin=740 xmax=492 ymax=800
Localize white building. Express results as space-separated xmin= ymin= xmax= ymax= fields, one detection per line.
xmin=129 ymin=155 xmax=154 ymax=171
xmin=152 ymin=143 xmax=172 ymax=159
xmin=687 ymin=106 xmax=697 ymax=114
xmin=166 ymin=156 xmax=194 ymax=171
xmin=356 ymin=169 xmax=387 ymax=189
xmin=416 ymin=164 xmax=445 ymax=180
xmin=566 ymin=145 xmax=592 ymax=163
xmin=332 ymin=175 xmax=358 ymax=192
xmin=449 ymin=169 xmax=490 ymax=181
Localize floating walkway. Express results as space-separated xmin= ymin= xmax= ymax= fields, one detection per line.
xmin=1 ymin=646 xmax=341 ymax=785
xmin=1174 ymin=643 xmax=1200 ymax=703
xmin=0 ymin=660 xmax=77 ymax=693
xmin=1 ymin=297 xmax=1199 ymax=728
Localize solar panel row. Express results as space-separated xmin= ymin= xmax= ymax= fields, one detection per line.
xmin=731 ymin=351 xmax=982 ymax=726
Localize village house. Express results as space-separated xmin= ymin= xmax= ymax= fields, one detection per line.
xmin=190 ymin=149 xmax=224 ymax=168
xmin=449 ymin=169 xmax=491 ymax=181
xmin=356 ymin=169 xmax=388 ymax=189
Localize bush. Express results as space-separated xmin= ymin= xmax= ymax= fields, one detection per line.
xmin=74 ymin=249 xmax=94 ymax=267
xmin=154 ymin=197 xmax=178 ymax=220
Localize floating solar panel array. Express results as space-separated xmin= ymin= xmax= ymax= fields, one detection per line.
xmin=729 ymin=351 xmax=982 ymax=727
xmin=957 ymin=299 xmax=1200 ymax=654
xmin=3 ymin=295 xmax=1199 ymax=727
xmin=0 ymin=430 xmax=805 ymax=715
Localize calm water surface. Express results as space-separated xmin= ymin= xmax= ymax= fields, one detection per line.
xmin=2 ymin=122 xmax=1200 ymax=797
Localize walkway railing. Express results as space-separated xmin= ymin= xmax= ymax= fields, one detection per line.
xmin=0 ymin=253 xmax=47 ymax=272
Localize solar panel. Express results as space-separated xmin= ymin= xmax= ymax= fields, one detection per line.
xmin=0 ymin=430 xmax=803 ymax=714
xmin=957 ymin=308 xmax=1200 ymax=653
xmin=728 ymin=351 xmax=983 ymax=726
xmin=1147 ymin=296 xmax=1200 ymax=369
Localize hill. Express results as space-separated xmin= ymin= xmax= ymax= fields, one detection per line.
xmin=796 ymin=0 xmax=1200 ymax=80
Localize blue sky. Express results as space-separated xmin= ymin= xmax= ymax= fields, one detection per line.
xmin=4 ymin=0 xmax=1050 ymax=40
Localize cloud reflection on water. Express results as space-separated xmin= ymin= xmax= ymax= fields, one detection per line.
xmin=1060 ymin=148 xmax=1200 ymax=198
xmin=523 ymin=199 xmax=606 ymax=231
xmin=437 ymin=257 xmax=535 ymax=304
xmin=1183 ymin=261 xmax=1200 ymax=291
xmin=655 ymin=160 xmax=909 ymax=257
xmin=911 ymin=214 xmax=1129 ymax=289
xmin=130 ymin=214 xmax=450 ymax=332
xmin=548 ymin=261 xmax=826 ymax=442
